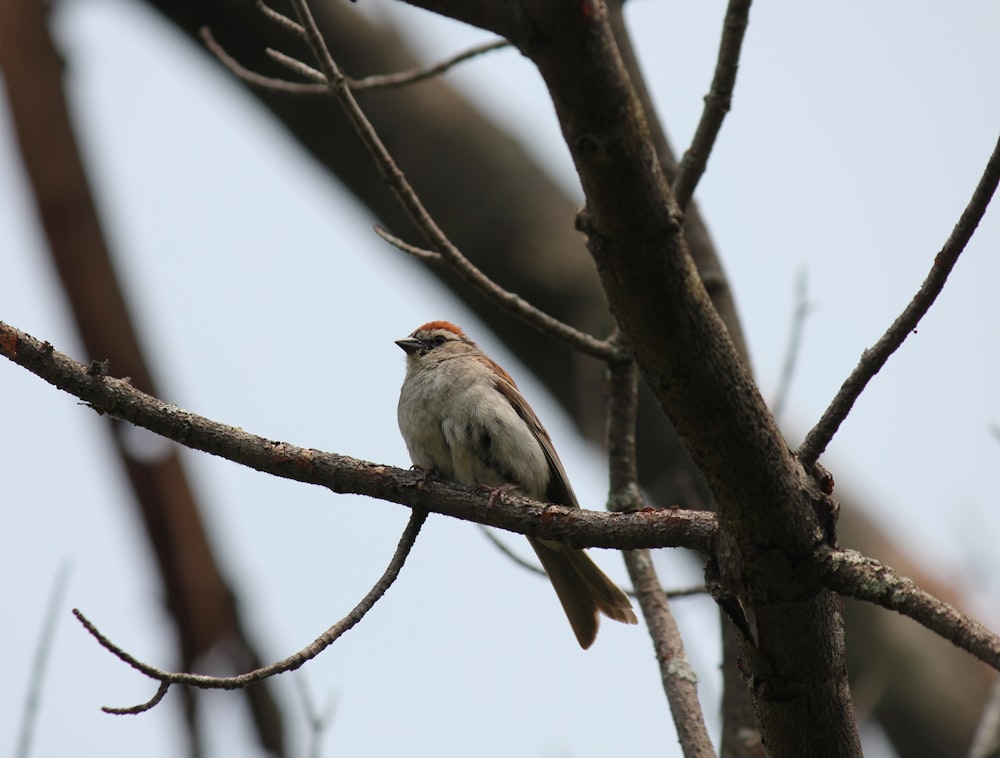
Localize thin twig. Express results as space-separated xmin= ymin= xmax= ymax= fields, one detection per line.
xmin=771 ymin=270 xmax=811 ymax=424
xmin=478 ymin=525 xmax=548 ymax=578
xmin=266 ymin=47 xmax=326 ymax=82
xmin=373 ymin=225 xmax=441 ymax=261
xmin=605 ymin=355 xmax=715 ymax=758
xmin=798 ymin=130 xmax=1000 ymax=468
xmin=373 ymin=226 xmax=591 ymax=335
xmin=15 ymin=562 xmax=71 ymax=758
xmin=821 ymin=547 xmax=1000 ymax=673
xmin=350 ymin=40 xmax=510 ymax=91
xmin=256 ymin=0 xmax=305 ymax=37
xmin=274 ymin=0 xmax=616 ymax=361
xmin=478 ymin=526 xmax=705 ymax=599
xmin=200 ymin=27 xmax=326 ymax=95
xmin=672 ymin=0 xmax=752 ymax=210
xmin=75 ymin=509 xmax=428 ymax=713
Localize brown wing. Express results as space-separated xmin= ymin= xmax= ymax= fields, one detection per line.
xmin=489 ymin=363 xmax=580 ymax=510
xmin=488 ymin=358 xmax=638 ymax=647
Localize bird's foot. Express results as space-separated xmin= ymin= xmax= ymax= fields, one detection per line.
xmin=478 ymin=482 xmax=520 ymax=508
xmin=411 ymin=465 xmax=437 ymax=491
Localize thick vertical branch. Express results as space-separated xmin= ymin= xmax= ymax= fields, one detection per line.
xmin=410 ymin=3 xmax=861 ymax=753
xmin=607 ymin=6 xmax=760 ymax=753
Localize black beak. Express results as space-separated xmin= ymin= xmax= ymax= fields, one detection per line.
xmin=395 ymin=338 xmax=422 ymax=355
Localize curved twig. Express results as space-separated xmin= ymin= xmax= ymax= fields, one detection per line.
xmin=798 ymin=130 xmax=1000 ymax=468
xmin=76 ymin=508 xmax=428 ymax=713
xmin=350 ymin=40 xmax=510 ymax=92
xmin=820 ymin=547 xmax=1000 ymax=673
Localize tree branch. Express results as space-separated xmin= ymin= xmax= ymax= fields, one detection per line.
xmin=672 ymin=0 xmax=752 ymax=211
xmin=820 ymin=548 xmax=1000 ymax=673
xmin=606 ymin=356 xmax=715 ymax=758
xmin=798 ymin=130 xmax=1000 ymax=468
xmin=349 ymin=39 xmax=510 ymax=92
xmin=0 ymin=320 xmax=717 ymax=552
xmin=76 ymin=508 xmax=428 ymax=712
xmin=258 ymin=0 xmax=616 ymax=361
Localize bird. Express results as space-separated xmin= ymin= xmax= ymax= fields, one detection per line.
xmin=395 ymin=320 xmax=637 ymax=648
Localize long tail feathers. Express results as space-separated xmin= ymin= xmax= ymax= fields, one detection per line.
xmin=528 ymin=537 xmax=638 ymax=649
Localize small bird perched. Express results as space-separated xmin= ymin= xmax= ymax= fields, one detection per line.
xmin=395 ymin=320 xmax=637 ymax=648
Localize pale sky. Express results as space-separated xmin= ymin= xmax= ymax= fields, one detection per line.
xmin=2 ymin=2 xmax=999 ymax=757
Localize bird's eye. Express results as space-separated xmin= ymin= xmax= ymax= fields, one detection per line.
xmin=432 ymin=335 xmax=446 ymax=346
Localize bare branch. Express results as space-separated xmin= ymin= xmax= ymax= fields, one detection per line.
xmin=76 ymin=508 xmax=428 ymax=712
xmin=350 ymin=40 xmax=510 ymax=92
xmin=605 ymin=355 xmax=715 ymax=758
xmin=104 ymin=682 xmax=171 ymax=716
xmin=771 ymin=270 xmax=811 ymax=424
xmin=798 ymin=131 xmax=1000 ymax=468
xmin=201 ymin=27 xmax=326 ymax=95
xmin=266 ymin=46 xmax=326 ymax=82
xmin=204 ymin=29 xmax=506 ymax=97
xmin=673 ymin=0 xmax=753 ymax=210
xmin=821 ymin=548 xmax=1000 ymax=673
xmin=373 ymin=225 xmax=442 ymax=261
xmin=605 ymin=350 xmax=642 ymax=512
xmin=274 ymin=0 xmax=616 ymax=361
xmin=256 ymin=0 xmax=306 ymax=37
xmin=201 ymin=3 xmax=612 ymax=358
xmin=0 ymin=321 xmax=717 ymax=552
xmin=477 ymin=525 xmax=547 ymax=578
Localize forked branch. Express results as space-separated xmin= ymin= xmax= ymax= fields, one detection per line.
xmin=205 ymin=0 xmax=616 ymax=360
xmin=202 ymin=24 xmax=509 ymax=96
xmin=74 ymin=508 xmax=428 ymax=713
